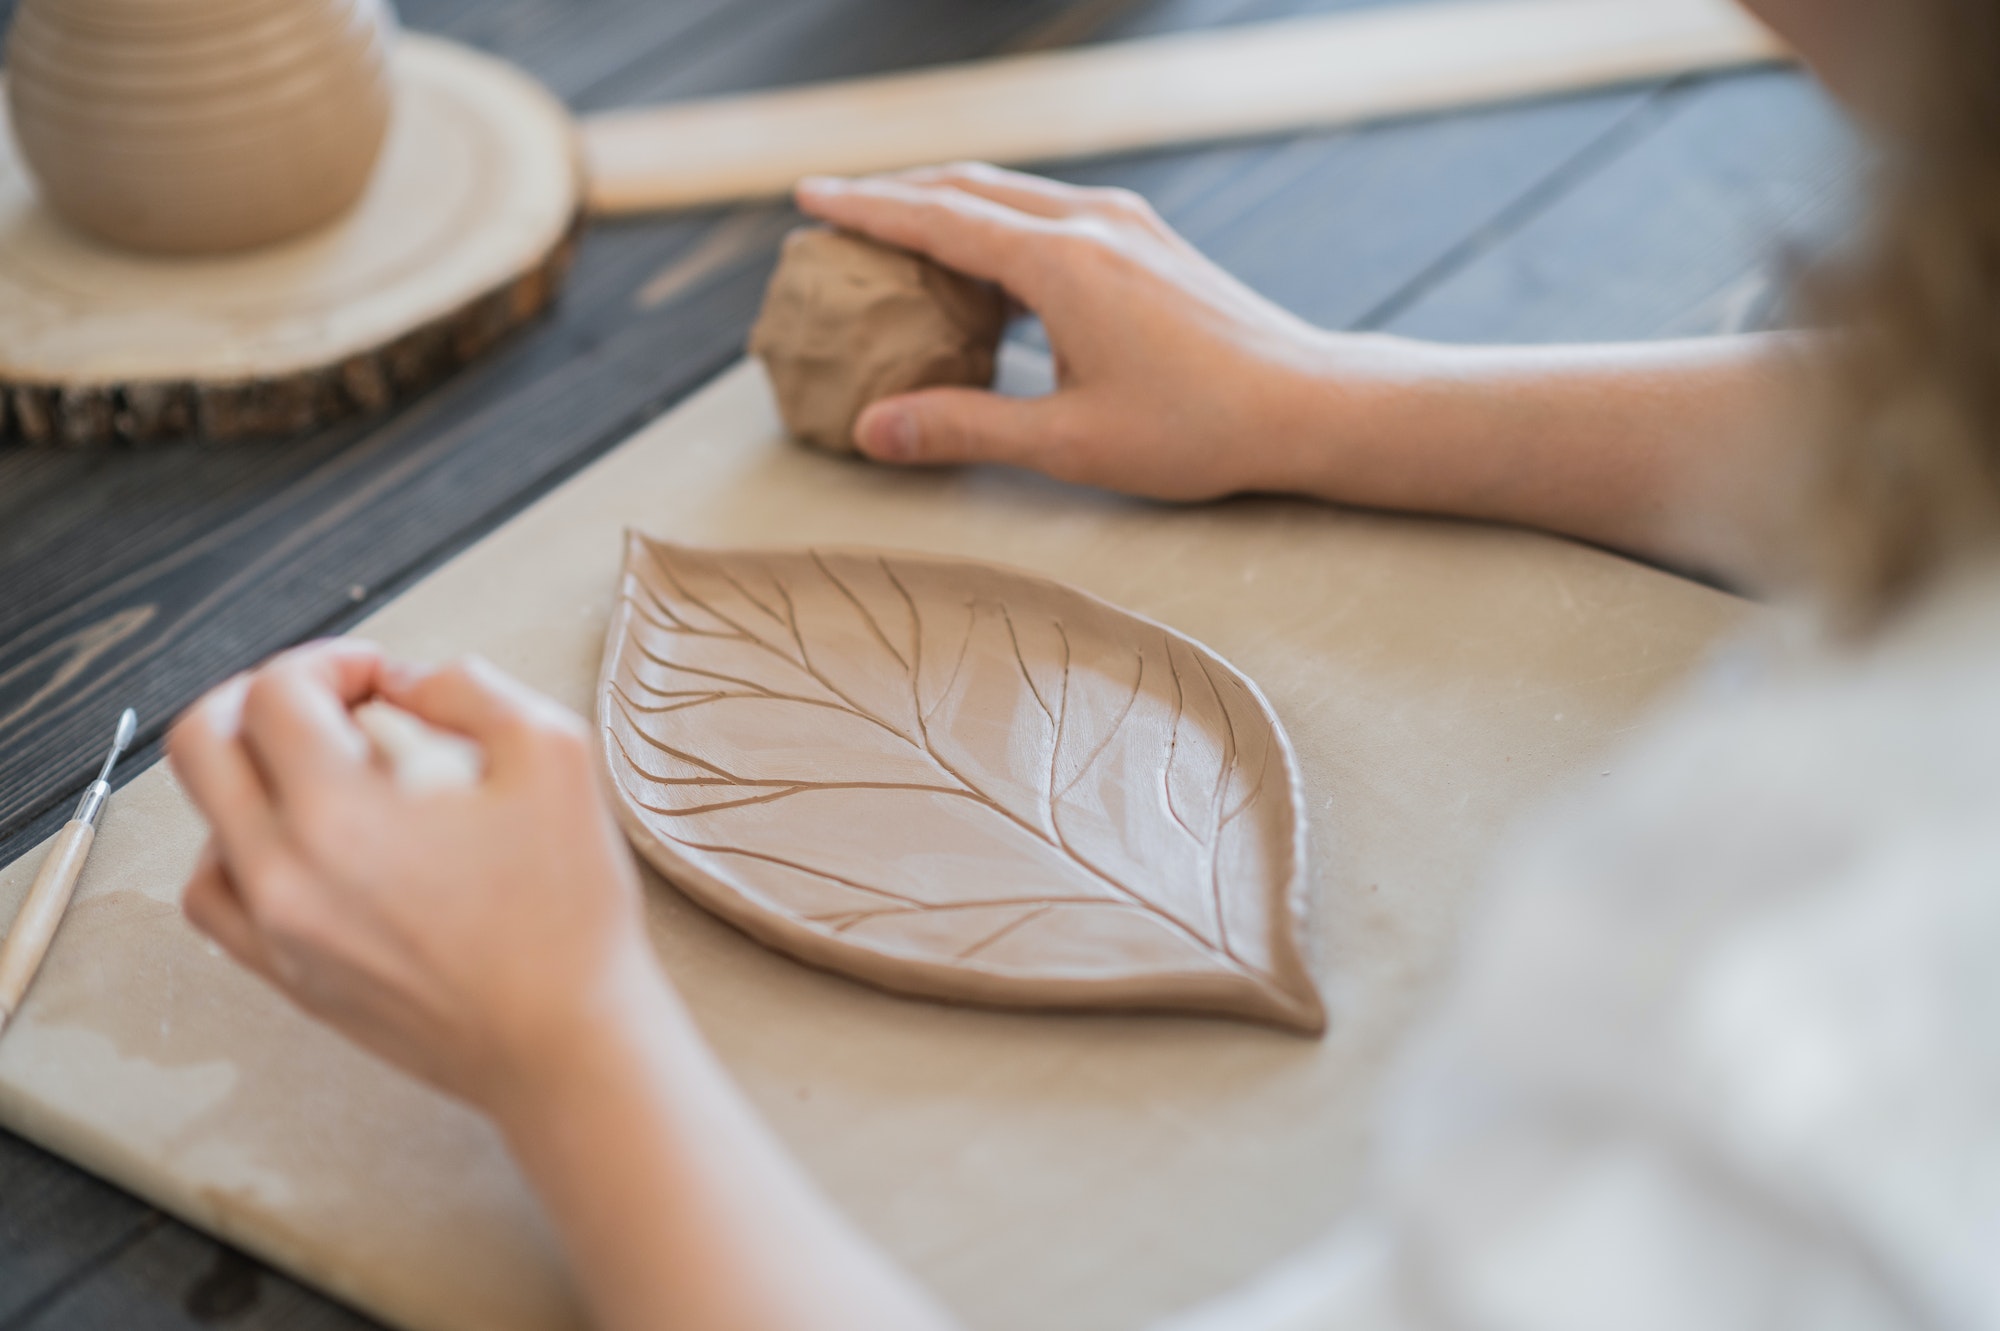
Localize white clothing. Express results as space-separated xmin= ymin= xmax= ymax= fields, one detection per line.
xmin=1163 ymin=565 xmax=2000 ymax=1331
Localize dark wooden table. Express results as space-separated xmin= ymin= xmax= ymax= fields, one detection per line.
xmin=0 ymin=0 xmax=1854 ymax=1323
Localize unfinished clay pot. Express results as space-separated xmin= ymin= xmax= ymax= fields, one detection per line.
xmin=4 ymin=0 xmax=397 ymax=255
xmin=750 ymin=226 xmax=1006 ymax=454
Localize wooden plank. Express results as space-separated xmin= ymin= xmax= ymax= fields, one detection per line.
xmin=581 ymin=0 xmax=1783 ymax=213
xmin=0 ymin=1132 xmax=154 ymax=1324
xmin=8 ymin=1220 xmax=381 ymax=1331
xmin=1054 ymin=83 xmax=1661 ymax=331
xmin=574 ymin=0 xmax=1108 ymax=111
xmin=1376 ymin=68 xmax=1860 ymax=340
xmin=0 ymin=242 xmax=776 ymax=851
xmin=401 ymin=0 xmax=1103 ymax=113
xmin=406 ymin=0 xmax=747 ymax=101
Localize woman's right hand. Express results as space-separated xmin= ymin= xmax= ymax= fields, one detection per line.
xmin=797 ymin=163 xmax=1422 ymax=501
xmin=171 ymin=643 xmax=958 ymax=1331
xmin=167 ymin=641 xmax=656 ymax=1118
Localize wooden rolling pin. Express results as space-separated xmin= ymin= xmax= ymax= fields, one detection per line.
xmin=582 ymin=0 xmax=1786 ymax=215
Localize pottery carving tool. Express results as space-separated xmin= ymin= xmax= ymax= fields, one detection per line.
xmin=0 ymin=707 xmax=135 ymax=1038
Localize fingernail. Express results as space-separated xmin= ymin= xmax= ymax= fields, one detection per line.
xmin=798 ymin=175 xmax=846 ymax=198
xmin=859 ymin=404 xmax=916 ymax=461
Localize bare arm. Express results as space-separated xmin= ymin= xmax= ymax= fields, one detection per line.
xmin=797 ymin=165 xmax=1818 ymax=594
xmin=492 ymin=959 xmax=948 ymax=1331
xmin=1274 ymin=333 xmax=1815 ymax=588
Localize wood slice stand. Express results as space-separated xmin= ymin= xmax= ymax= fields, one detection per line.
xmin=0 ymin=35 xmax=582 ymax=447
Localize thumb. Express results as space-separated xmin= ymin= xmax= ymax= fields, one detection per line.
xmin=854 ymin=388 xmax=1061 ymax=468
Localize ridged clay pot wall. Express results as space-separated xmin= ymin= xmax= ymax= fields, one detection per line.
xmin=5 ymin=0 xmax=396 ymax=254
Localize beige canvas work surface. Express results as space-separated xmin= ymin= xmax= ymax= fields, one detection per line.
xmin=0 ymin=358 xmax=1750 ymax=1330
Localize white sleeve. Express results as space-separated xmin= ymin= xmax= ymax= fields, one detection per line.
xmin=1152 ymin=726 xmax=1999 ymax=1331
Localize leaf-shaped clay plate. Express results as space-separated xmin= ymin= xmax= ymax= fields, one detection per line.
xmin=598 ymin=535 xmax=1324 ymax=1033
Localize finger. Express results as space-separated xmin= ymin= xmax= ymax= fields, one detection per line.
xmin=238 ymin=640 xmax=383 ymax=813
xmin=854 ymin=388 xmax=1069 ymax=470
xmin=182 ymin=841 xmax=283 ymax=987
xmin=891 ymin=163 xmax=1150 ymax=225
xmin=888 ymin=163 xmax=1093 ymax=219
xmin=795 ymin=175 xmax=1061 ymax=301
xmin=377 ymin=655 xmax=583 ymax=780
xmin=168 ymin=675 xmax=291 ymax=881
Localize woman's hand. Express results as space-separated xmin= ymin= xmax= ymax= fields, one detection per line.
xmin=169 ymin=639 xmax=956 ymax=1331
xmin=797 ymin=162 xmax=1416 ymax=500
xmin=803 ymin=162 xmax=1816 ymax=590
xmin=168 ymin=639 xmax=651 ymax=1115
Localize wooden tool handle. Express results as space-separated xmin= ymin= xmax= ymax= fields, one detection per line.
xmin=0 ymin=819 xmax=95 ymax=1034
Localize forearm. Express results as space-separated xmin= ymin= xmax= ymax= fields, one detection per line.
xmin=492 ymin=954 xmax=954 ymax=1331
xmin=1264 ymin=331 xmax=1818 ymax=590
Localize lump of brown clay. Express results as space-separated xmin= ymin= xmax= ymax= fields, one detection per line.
xmin=749 ymin=227 xmax=1006 ymax=454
